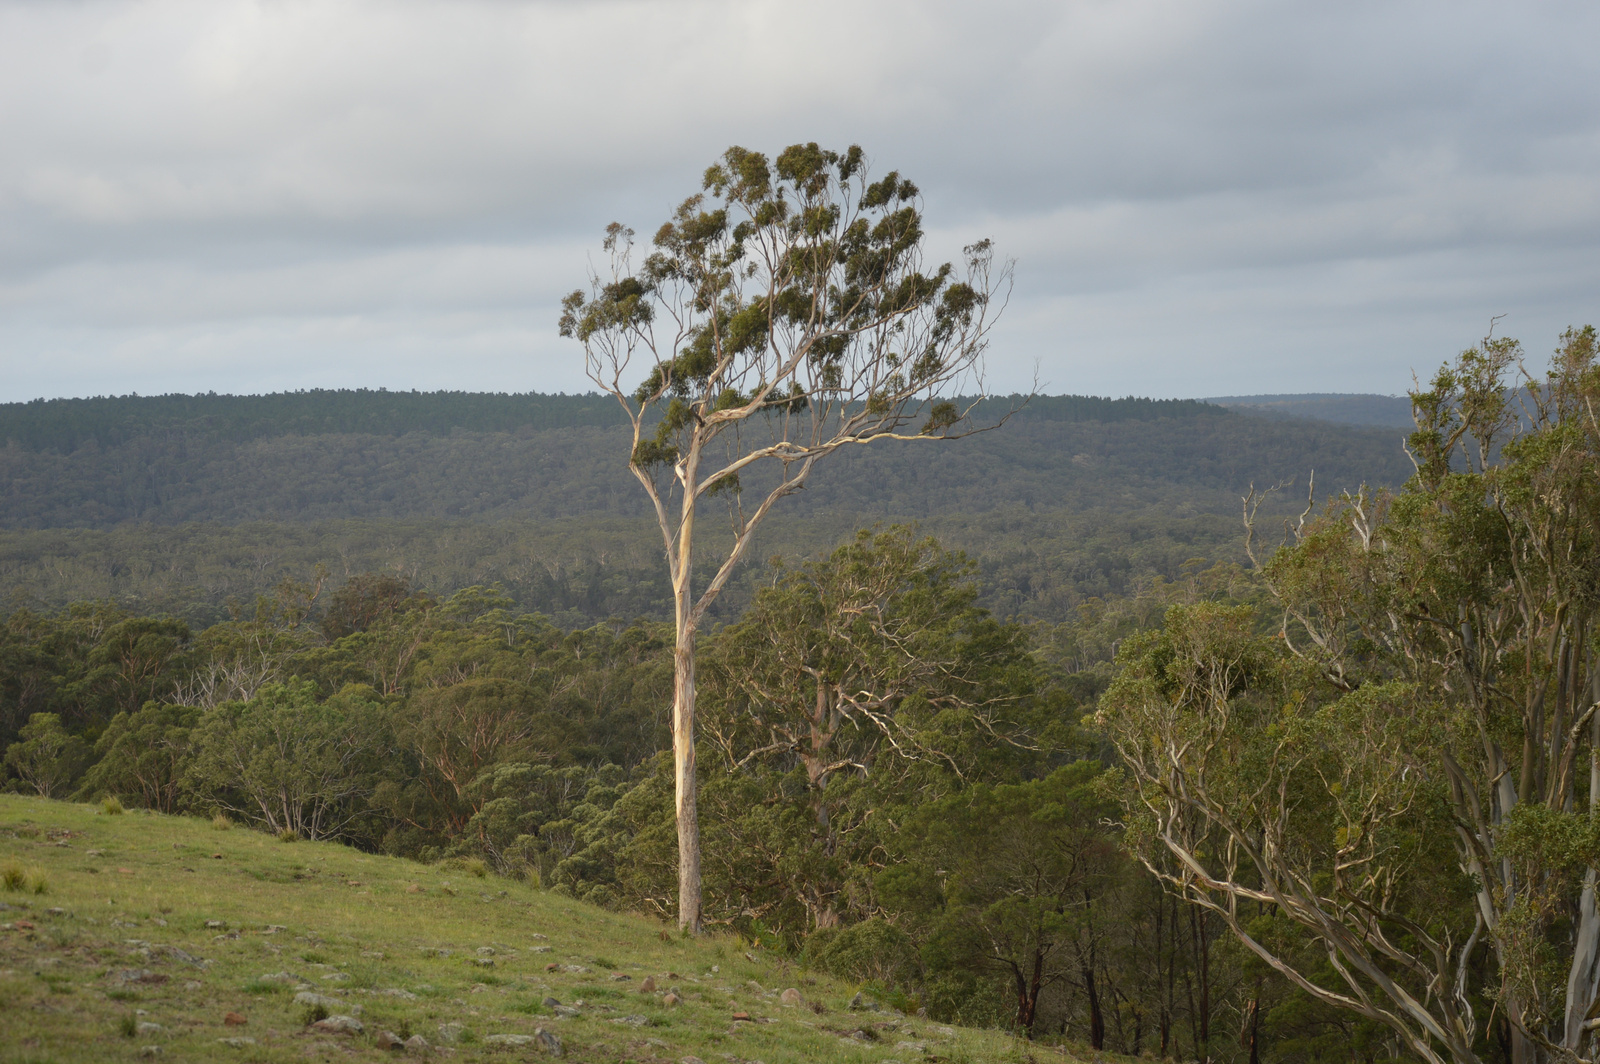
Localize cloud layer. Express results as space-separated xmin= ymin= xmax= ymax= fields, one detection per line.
xmin=3 ymin=0 xmax=1598 ymax=401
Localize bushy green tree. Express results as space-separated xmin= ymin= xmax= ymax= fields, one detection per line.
xmin=697 ymin=527 xmax=1050 ymax=937
xmin=3 ymin=712 xmax=89 ymax=797
xmin=881 ymin=761 xmax=1120 ymax=1039
xmin=186 ymin=681 xmax=387 ymax=840
xmin=76 ymin=702 xmax=201 ymax=812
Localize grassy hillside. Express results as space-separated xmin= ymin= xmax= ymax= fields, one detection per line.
xmin=0 ymin=795 xmax=1051 ymax=1064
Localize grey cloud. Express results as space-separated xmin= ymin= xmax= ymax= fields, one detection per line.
xmin=2 ymin=0 xmax=1598 ymax=401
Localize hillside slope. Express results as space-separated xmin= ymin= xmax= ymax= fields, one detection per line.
xmin=0 ymin=391 xmax=1415 ymax=626
xmin=0 ymin=795 xmax=1047 ymax=1063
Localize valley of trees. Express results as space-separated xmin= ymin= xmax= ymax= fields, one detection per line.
xmin=7 ymin=324 xmax=1599 ymax=1064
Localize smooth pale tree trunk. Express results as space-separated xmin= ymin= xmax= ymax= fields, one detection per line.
xmin=671 ymin=467 xmax=703 ymax=934
xmin=672 ymin=617 xmax=701 ymax=933
xmin=1563 ymin=686 xmax=1600 ymax=1053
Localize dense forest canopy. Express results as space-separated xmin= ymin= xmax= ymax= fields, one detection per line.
xmin=0 ymin=390 xmax=1221 ymax=455
xmin=0 ymin=390 xmax=1415 ymax=628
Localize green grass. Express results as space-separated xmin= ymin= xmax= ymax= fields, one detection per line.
xmin=0 ymin=794 xmax=1064 ymax=1063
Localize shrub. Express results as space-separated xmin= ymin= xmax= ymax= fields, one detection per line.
xmin=802 ymin=918 xmax=917 ymax=986
xmin=118 ymin=1013 xmax=137 ymax=1038
xmin=101 ymin=796 xmax=124 ymax=815
xmin=278 ymin=828 xmax=299 ymax=843
xmin=1 ymin=863 xmax=23 ymax=891
xmin=212 ymin=813 xmax=232 ymax=831
xmin=301 ymin=1003 xmax=329 ymax=1026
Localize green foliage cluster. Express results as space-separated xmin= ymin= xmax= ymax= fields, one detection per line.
xmin=1098 ymin=328 xmax=1600 ymax=1064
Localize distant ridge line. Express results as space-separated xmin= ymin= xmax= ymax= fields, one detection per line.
xmin=0 ymin=390 xmax=1225 ymax=455
xmin=1203 ymin=393 xmax=1415 ymax=430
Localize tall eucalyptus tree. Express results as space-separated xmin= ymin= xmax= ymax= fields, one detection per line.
xmin=559 ymin=143 xmax=1010 ymax=930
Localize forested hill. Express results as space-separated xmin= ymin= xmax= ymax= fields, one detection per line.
xmin=0 ymin=390 xmax=1407 ymax=528
xmin=0 ymin=390 xmax=1215 ymax=454
xmin=1204 ymin=392 xmax=1415 ymax=428
xmin=0 ymin=390 xmax=1416 ymax=625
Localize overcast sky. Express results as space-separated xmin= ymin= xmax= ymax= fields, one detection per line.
xmin=2 ymin=0 xmax=1597 ymax=403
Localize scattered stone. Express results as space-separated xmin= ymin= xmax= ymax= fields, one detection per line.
xmin=138 ymin=1047 xmax=161 ymax=1058
xmin=535 ymin=1028 xmax=563 ymax=1056
xmin=611 ymin=972 xmax=631 ymax=981
xmin=747 ymin=980 xmax=764 ymax=994
xmin=258 ymin=971 xmax=299 ymax=984
xmin=780 ymin=988 xmax=803 ymax=1006
xmin=45 ymin=907 xmax=64 ymax=916
xmin=136 ymin=1021 xmax=165 ymax=1035
xmin=437 ymin=1022 xmax=465 ymax=1043
xmin=732 ymin=1012 xmax=752 ymax=1022
xmin=475 ymin=946 xmax=495 ymax=956
xmin=543 ymin=996 xmax=561 ymax=1007
xmin=293 ymin=991 xmax=359 ymax=1014
xmin=663 ymin=992 xmax=681 ymax=1007
xmin=312 ymin=1015 xmax=364 ymax=1034
xmin=420 ymin=947 xmax=450 ymax=957
xmin=14 ymin=920 xmax=34 ymax=930
xmin=531 ymin=933 xmax=548 ymax=940
xmin=486 ymin=1034 xmax=534 ymax=1046
xmin=470 ymin=957 xmax=494 ymax=968
xmin=262 ymin=924 xmax=286 ymax=934
xmin=533 ymin=945 xmax=552 ymax=953
xmin=213 ymin=931 xmax=240 ymax=941
xmin=223 ymin=1011 xmax=247 ymax=1026
xmin=155 ymin=945 xmax=207 ymax=967
xmin=321 ymin=972 xmax=351 ymax=982
xmin=848 ymin=991 xmax=879 ymax=1011
xmin=639 ymin=975 xmax=657 ymax=993
xmin=217 ymin=1037 xmax=256 ymax=1049
xmin=204 ymin=920 xmax=226 ymax=930
xmin=896 ymin=1040 xmax=929 ymax=1052
xmin=611 ymin=1015 xmax=650 ymax=1027
xmin=710 ymin=965 xmax=719 ymax=973
xmin=406 ymin=884 xmax=425 ymax=893
xmin=403 ymin=1034 xmax=431 ymax=1054
xmin=378 ymin=988 xmax=418 ymax=1000
xmin=375 ymin=1030 xmax=405 ymax=1049
xmin=360 ymin=950 xmax=384 ymax=958
xmin=183 ymin=980 xmax=203 ymax=991
xmin=553 ymin=1005 xmax=581 ymax=1018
